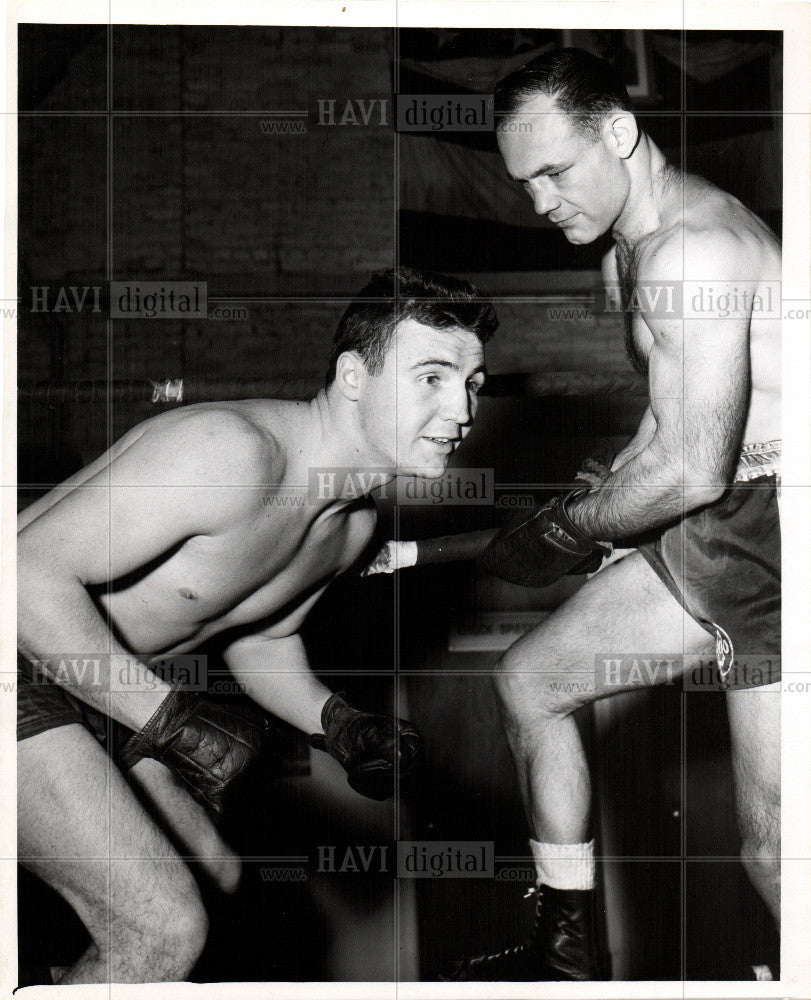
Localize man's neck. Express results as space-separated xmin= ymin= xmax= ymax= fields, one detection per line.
xmin=297 ymin=390 xmax=396 ymax=509
xmin=612 ymin=134 xmax=677 ymax=246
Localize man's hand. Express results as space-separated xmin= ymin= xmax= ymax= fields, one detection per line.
xmin=574 ymin=454 xmax=614 ymax=489
xmin=477 ymin=448 xmax=613 ymax=588
xmin=309 ymin=692 xmax=423 ymax=800
xmin=121 ymin=685 xmax=269 ymax=818
xmin=478 ymin=491 xmax=610 ymax=587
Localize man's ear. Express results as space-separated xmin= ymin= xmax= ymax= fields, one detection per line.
xmin=334 ymin=351 xmax=366 ymax=401
xmin=605 ymin=111 xmax=638 ymax=160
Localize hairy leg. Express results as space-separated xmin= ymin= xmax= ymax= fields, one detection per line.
xmin=128 ymin=757 xmax=242 ymax=893
xmin=494 ymin=551 xmax=714 ymax=843
xmin=726 ymin=682 xmax=781 ymax=926
xmin=18 ymin=724 xmax=209 ymax=983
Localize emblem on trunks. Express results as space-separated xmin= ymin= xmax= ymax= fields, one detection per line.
xmin=710 ymin=622 xmax=735 ymax=683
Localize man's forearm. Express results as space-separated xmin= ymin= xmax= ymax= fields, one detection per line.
xmin=566 ymin=445 xmax=724 ymax=541
xmin=223 ymin=632 xmax=330 ymax=734
xmin=18 ymin=566 xmax=171 ymax=730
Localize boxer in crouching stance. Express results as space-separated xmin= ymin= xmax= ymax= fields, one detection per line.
xmin=17 ymin=266 xmax=496 ymax=984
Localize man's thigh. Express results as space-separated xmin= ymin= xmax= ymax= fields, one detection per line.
xmin=128 ymin=757 xmax=241 ymax=893
xmin=501 ymin=551 xmax=715 ymax=713
xmin=18 ymin=723 xmax=201 ymax=941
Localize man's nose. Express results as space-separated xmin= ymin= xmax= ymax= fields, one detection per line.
xmin=528 ymin=178 xmax=559 ymax=217
xmin=440 ymin=382 xmax=474 ymax=425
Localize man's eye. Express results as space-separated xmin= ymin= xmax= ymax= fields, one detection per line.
xmin=467 ymin=379 xmax=484 ymax=394
xmin=421 ymin=373 xmax=441 ymax=385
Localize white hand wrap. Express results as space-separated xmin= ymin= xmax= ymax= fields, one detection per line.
xmin=360 ymin=540 xmax=419 ymax=575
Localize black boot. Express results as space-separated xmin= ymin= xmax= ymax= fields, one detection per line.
xmin=441 ymin=885 xmax=605 ymax=982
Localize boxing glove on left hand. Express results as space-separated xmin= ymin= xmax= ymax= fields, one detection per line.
xmin=121 ymin=684 xmax=268 ymax=817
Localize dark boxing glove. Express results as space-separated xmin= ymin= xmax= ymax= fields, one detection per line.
xmin=309 ymin=692 xmax=423 ymax=800
xmin=121 ymin=684 xmax=269 ymax=818
xmin=477 ymin=489 xmax=611 ymax=588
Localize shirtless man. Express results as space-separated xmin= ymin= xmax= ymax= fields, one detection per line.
xmin=446 ymin=49 xmax=781 ymax=980
xmin=17 ymin=266 xmax=497 ymax=984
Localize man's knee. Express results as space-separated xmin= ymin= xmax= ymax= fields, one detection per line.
xmin=108 ymin=867 xmax=209 ymax=979
xmin=739 ymin=807 xmax=780 ymax=869
xmin=493 ymin=638 xmax=576 ymax=720
xmin=740 ymin=836 xmax=780 ymax=873
xmin=740 ymin=831 xmax=781 ymax=921
xmin=733 ymin=756 xmax=780 ymax=855
xmin=161 ymin=889 xmax=209 ymax=975
xmin=736 ymin=788 xmax=780 ymax=908
xmin=493 ymin=646 xmax=536 ymax=717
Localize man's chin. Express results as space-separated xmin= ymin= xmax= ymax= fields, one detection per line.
xmin=564 ymin=228 xmax=594 ymax=245
xmin=563 ymin=219 xmax=611 ymax=245
xmin=398 ymin=463 xmax=448 ymax=479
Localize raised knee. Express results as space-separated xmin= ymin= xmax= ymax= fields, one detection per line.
xmin=112 ymin=876 xmax=209 ymax=980
xmin=492 ymin=650 xmax=528 ymax=712
xmin=493 ymin=644 xmax=573 ymax=719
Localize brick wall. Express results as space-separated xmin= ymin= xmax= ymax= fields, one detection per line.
xmin=19 ymin=28 xmax=399 ymax=465
xmin=19 ymin=26 xmax=629 ymax=471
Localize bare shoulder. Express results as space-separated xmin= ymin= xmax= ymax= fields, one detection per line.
xmin=111 ymin=403 xmax=287 ymax=489
xmin=639 ymin=180 xmax=779 ymax=283
xmin=637 ymin=219 xmax=761 ymax=285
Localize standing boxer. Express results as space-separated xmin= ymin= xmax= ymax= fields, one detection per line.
xmin=447 ymin=49 xmax=781 ymax=980
xmin=18 ymin=266 xmax=496 ymax=983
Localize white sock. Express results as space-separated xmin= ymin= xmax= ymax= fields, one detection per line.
xmin=529 ymin=838 xmax=595 ymax=890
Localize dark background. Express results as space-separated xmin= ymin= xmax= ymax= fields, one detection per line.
xmin=18 ymin=26 xmax=781 ymax=983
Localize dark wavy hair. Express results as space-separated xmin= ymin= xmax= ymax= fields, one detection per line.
xmin=495 ymin=48 xmax=633 ymax=139
xmin=325 ymin=267 xmax=498 ymax=386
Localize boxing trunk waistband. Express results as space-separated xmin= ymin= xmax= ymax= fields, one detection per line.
xmin=734 ymin=439 xmax=780 ymax=483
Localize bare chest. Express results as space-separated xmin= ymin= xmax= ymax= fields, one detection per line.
xmin=99 ymin=505 xmax=370 ymax=652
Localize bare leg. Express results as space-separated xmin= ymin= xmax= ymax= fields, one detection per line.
xmin=494 ymin=551 xmax=714 ymax=843
xmin=128 ymin=757 xmax=242 ymax=893
xmin=449 ymin=553 xmax=754 ymax=983
xmin=726 ymin=682 xmax=781 ymax=926
xmin=18 ymin=725 xmax=209 ymax=983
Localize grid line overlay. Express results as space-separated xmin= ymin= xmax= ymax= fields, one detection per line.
xmin=13 ymin=20 xmax=791 ymax=990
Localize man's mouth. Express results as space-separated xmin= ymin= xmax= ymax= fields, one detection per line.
xmin=423 ymin=436 xmax=458 ymax=450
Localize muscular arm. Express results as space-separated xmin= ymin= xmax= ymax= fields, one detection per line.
xmin=600 ymin=249 xmax=657 ymax=474
xmin=610 ymin=405 xmax=657 ymax=472
xmin=568 ymin=231 xmax=753 ymax=539
xmin=222 ymin=585 xmax=329 ymax=734
xmin=222 ymin=503 xmax=377 ymax=734
xmin=17 ymin=409 xmax=272 ymax=730
xmin=223 ymin=630 xmax=328 ymax=734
